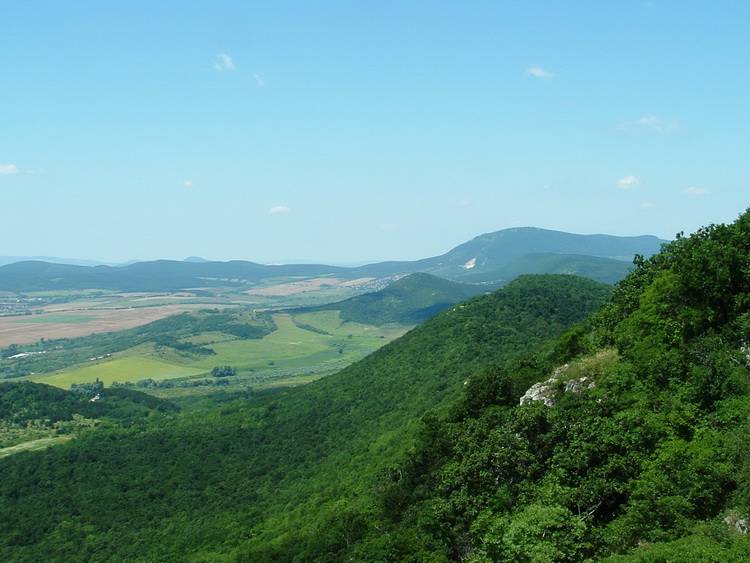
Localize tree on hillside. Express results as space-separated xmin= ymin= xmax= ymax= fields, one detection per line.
xmin=211 ymin=365 xmax=236 ymax=378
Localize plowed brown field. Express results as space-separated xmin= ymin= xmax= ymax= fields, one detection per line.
xmin=0 ymin=305 xmax=186 ymax=347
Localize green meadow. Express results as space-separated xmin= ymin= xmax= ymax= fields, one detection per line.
xmin=0 ymin=436 xmax=74 ymax=459
xmin=38 ymin=358 xmax=206 ymax=388
xmin=189 ymin=312 xmax=402 ymax=371
xmin=31 ymin=310 xmax=409 ymax=390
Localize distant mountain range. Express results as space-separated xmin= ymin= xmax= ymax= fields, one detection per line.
xmin=0 ymin=227 xmax=668 ymax=292
xmin=0 ymin=256 xmax=123 ymax=268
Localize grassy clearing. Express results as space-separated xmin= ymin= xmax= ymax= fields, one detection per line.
xmin=559 ymin=348 xmax=620 ymax=382
xmin=0 ymin=435 xmax=74 ymax=458
xmin=37 ymin=358 xmax=206 ymax=389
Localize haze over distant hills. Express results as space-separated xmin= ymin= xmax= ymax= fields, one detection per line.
xmin=0 ymin=256 xmax=122 ymax=268
xmin=0 ymin=227 xmax=668 ymax=292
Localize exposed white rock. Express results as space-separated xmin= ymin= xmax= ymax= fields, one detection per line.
xmin=519 ymin=377 xmax=559 ymax=406
xmin=724 ymin=511 xmax=749 ymax=534
xmin=564 ymin=376 xmax=596 ymax=393
xmin=461 ymin=258 xmax=477 ymax=269
xmin=520 ymin=364 xmax=596 ymax=407
xmin=519 ymin=364 xmax=568 ymax=406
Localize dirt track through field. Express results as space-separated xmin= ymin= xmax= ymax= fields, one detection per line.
xmin=0 ymin=306 xmax=186 ymax=347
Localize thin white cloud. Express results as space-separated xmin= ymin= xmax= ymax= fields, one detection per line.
xmin=0 ymin=164 xmax=19 ymax=174
xmin=455 ymin=199 xmax=473 ymax=207
xmin=379 ymin=223 xmax=397 ymax=231
xmin=269 ymin=206 xmax=291 ymax=214
xmin=253 ymin=73 xmax=265 ymax=87
xmin=526 ymin=66 xmax=555 ymax=79
xmin=616 ymin=175 xmax=641 ymax=189
xmin=619 ymin=114 xmax=680 ymax=133
xmin=214 ymin=53 xmax=236 ymax=71
xmin=184 ymin=181 xmax=194 ymax=188
xmin=683 ymin=187 xmax=711 ymax=196
xmin=637 ymin=114 xmax=679 ymax=133
xmin=641 ymin=202 xmax=655 ymax=209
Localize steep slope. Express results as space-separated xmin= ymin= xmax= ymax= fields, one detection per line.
xmin=308 ymin=272 xmax=490 ymax=325
xmin=343 ymin=209 xmax=750 ymax=561
xmin=0 ymin=275 xmax=610 ymax=561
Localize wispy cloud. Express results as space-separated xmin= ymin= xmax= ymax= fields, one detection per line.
xmin=184 ymin=181 xmax=194 ymax=188
xmin=637 ymin=114 xmax=679 ymax=133
xmin=454 ymin=199 xmax=473 ymax=207
xmin=641 ymin=202 xmax=655 ymax=209
xmin=269 ymin=206 xmax=291 ymax=214
xmin=253 ymin=73 xmax=265 ymax=87
xmin=214 ymin=53 xmax=236 ymax=71
xmin=0 ymin=164 xmax=19 ymax=174
xmin=526 ymin=66 xmax=555 ymax=79
xmin=683 ymin=187 xmax=711 ymax=196
xmin=616 ymin=175 xmax=641 ymax=189
xmin=618 ymin=114 xmax=680 ymax=133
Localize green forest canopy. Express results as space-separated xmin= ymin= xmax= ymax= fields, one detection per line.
xmin=0 ymin=274 xmax=609 ymax=561
xmin=3 ymin=208 xmax=750 ymax=561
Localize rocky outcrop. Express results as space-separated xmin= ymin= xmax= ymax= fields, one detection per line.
xmin=520 ymin=364 xmax=596 ymax=407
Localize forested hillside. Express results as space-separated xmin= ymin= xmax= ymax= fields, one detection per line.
xmin=0 ymin=382 xmax=178 ymax=450
xmin=0 ymin=275 xmax=609 ymax=561
xmin=6 ymin=206 xmax=749 ymax=560
xmin=308 ymin=272 xmax=489 ymax=325
xmin=459 ymin=252 xmax=635 ymax=285
xmin=338 ymin=209 xmax=750 ymax=561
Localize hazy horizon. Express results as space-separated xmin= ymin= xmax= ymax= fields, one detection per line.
xmin=2 ymin=2 xmax=748 ymax=264
xmin=0 ymin=225 xmax=669 ymax=267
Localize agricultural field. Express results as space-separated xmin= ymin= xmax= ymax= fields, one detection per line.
xmin=19 ymin=310 xmax=410 ymax=396
xmin=1 ymin=275 xmax=413 ymax=400
xmin=37 ymin=358 xmax=207 ymax=388
xmin=0 ymin=305 xmax=188 ymax=347
xmin=0 ymin=278 xmax=380 ymax=347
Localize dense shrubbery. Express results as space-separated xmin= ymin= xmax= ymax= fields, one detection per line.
xmin=211 ymin=365 xmax=236 ymax=378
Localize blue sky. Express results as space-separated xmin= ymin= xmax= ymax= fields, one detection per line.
xmin=2 ymin=1 xmax=749 ymax=264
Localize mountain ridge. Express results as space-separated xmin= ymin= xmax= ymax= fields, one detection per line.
xmin=0 ymin=227 xmax=668 ymax=292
